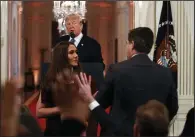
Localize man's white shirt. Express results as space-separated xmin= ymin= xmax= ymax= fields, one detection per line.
xmin=88 ymin=100 xmax=100 ymax=111
xmin=69 ymin=33 xmax=83 ymax=47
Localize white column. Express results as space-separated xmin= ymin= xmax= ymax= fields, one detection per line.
xmin=17 ymin=2 xmax=24 ymax=79
xmin=23 ymin=2 xmax=53 ymax=85
xmin=115 ymin=1 xmax=129 ymax=62
xmin=134 ymin=1 xmax=156 ymax=60
xmin=98 ymin=16 xmax=109 ymax=67
xmin=1 ymin=1 xmax=8 ymax=84
xmin=156 ymin=1 xmax=194 ymax=136
xmin=7 ymin=1 xmax=20 ymax=79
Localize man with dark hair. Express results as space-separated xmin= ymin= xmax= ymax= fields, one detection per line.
xmin=134 ymin=100 xmax=169 ymax=136
xmin=128 ymin=27 xmax=154 ymax=55
xmin=92 ymin=27 xmax=179 ymax=136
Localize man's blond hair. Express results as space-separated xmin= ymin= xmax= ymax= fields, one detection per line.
xmin=65 ymin=13 xmax=82 ymax=23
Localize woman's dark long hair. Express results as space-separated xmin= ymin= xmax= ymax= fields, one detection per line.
xmin=43 ymin=41 xmax=81 ymax=88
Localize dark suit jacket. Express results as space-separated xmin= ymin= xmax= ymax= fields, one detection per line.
xmin=95 ymin=54 xmax=179 ymax=136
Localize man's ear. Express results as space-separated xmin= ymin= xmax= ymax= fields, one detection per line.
xmin=131 ymin=41 xmax=135 ymax=50
xmin=133 ymin=123 xmax=140 ymax=137
xmin=80 ymin=23 xmax=83 ymax=31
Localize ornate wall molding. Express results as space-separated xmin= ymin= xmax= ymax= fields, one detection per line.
xmin=1 ymin=1 xmax=8 ymax=84
xmin=114 ymin=1 xmax=130 ymax=62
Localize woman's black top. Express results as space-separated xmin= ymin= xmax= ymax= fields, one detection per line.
xmin=41 ymin=87 xmax=62 ymax=136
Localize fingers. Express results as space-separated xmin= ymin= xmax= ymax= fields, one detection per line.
xmin=79 ymin=72 xmax=85 ymax=85
xmin=54 ymin=71 xmax=91 ymax=91
xmin=88 ymin=75 xmax=92 ymax=85
xmin=79 ymin=72 xmax=91 ymax=85
xmin=83 ymin=73 xmax=88 ymax=84
xmin=74 ymin=74 xmax=82 ymax=87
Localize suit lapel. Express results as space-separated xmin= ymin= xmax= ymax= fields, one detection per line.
xmin=77 ymin=35 xmax=85 ymax=48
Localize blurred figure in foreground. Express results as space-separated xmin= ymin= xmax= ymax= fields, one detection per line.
xmin=1 ymin=78 xmax=42 ymax=136
xmin=1 ymin=80 xmax=21 ymax=136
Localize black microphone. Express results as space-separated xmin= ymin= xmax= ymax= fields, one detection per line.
xmin=70 ymin=31 xmax=75 ymax=39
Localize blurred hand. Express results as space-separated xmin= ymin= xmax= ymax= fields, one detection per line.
xmin=74 ymin=72 xmax=94 ymax=103
xmin=1 ymin=77 xmax=23 ymax=136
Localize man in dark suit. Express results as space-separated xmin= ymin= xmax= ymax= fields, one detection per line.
xmin=55 ymin=13 xmax=104 ymax=90
xmin=93 ymin=27 xmax=178 ymax=136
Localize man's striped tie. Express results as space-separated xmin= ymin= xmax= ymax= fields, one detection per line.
xmin=70 ymin=38 xmax=75 ymax=43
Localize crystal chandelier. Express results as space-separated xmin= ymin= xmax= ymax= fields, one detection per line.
xmin=53 ymin=1 xmax=87 ymax=20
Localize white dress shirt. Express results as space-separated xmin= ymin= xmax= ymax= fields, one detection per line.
xmin=88 ymin=100 xmax=100 ymax=111
xmin=69 ymin=33 xmax=83 ymax=47
xmin=131 ymin=53 xmax=139 ymax=58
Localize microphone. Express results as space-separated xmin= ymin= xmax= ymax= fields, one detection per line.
xmin=70 ymin=31 xmax=75 ymax=39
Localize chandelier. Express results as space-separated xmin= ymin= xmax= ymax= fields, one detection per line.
xmin=53 ymin=1 xmax=87 ymax=20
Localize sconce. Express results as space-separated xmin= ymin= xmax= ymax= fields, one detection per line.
xmin=33 ymin=69 xmax=39 ymax=87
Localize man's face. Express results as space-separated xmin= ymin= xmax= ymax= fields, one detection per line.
xmin=65 ymin=15 xmax=83 ymax=37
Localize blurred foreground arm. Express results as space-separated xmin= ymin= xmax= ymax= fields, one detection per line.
xmin=0 ymin=79 xmax=22 ymax=136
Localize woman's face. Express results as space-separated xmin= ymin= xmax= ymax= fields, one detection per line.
xmin=68 ymin=44 xmax=78 ymax=66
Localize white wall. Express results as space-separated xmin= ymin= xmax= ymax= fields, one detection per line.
xmin=134 ymin=1 xmax=156 ymax=60
xmin=1 ymin=1 xmax=23 ymax=84
xmin=1 ymin=1 xmax=8 ymax=84
xmin=8 ymin=1 xmax=20 ymax=78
